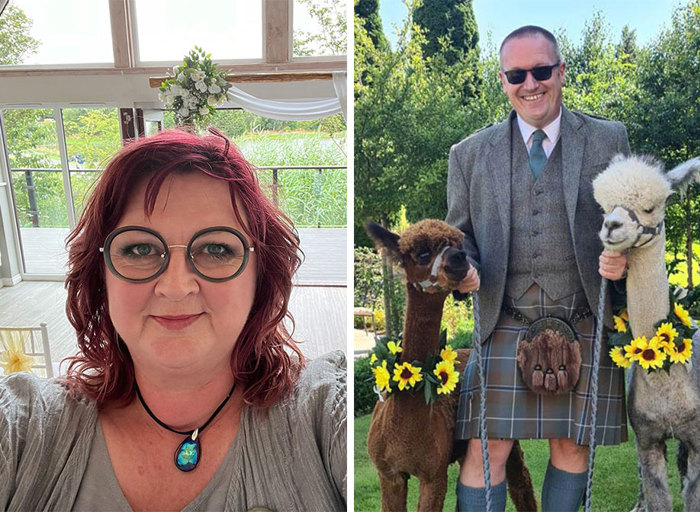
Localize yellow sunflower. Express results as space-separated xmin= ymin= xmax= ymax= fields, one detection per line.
xmin=434 ymin=360 xmax=460 ymax=395
xmin=656 ymin=322 xmax=678 ymax=347
xmin=387 ymin=341 xmax=403 ymax=355
xmin=666 ymin=338 xmax=693 ymax=364
xmin=393 ymin=362 xmax=423 ymax=390
xmin=373 ymin=360 xmax=391 ymax=393
xmin=636 ymin=336 xmax=667 ymax=370
xmin=440 ymin=345 xmax=458 ymax=364
xmin=674 ymin=303 xmax=693 ymax=328
xmin=613 ymin=315 xmax=627 ymax=333
xmin=370 ymin=353 xmax=377 ymax=364
xmin=609 ymin=346 xmax=631 ymax=368
xmin=624 ymin=337 xmax=646 ymax=361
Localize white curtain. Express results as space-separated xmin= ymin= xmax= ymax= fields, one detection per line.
xmin=225 ymin=71 xmax=347 ymax=121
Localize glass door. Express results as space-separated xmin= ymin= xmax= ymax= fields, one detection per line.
xmin=1 ymin=107 xmax=121 ymax=276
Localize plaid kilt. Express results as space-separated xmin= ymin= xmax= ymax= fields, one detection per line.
xmin=455 ymin=285 xmax=628 ymax=445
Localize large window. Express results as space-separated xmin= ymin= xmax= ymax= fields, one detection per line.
xmin=132 ymin=0 xmax=263 ymax=63
xmin=2 ymin=0 xmax=114 ymax=66
xmin=2 ymin=107 xmax=121 ymax=274
xmin=293 ymin=0 xmax=347 ymax=57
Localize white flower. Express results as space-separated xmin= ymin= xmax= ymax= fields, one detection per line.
xmin=195 ymin=80 xmax=208 ymax=92
xmin=181 ymin=89 xmax=191 ymax=99
xmin=199 ymin=106 xmax=209 ymax=116
xmin=178 ymin=107 xmax=190 ymax=118
xmin=186 ymin=97 xmax=198 ymax=109
xmin=208 ymin=83 xmax=221 ymax=94
xmin=207 ymin=95 xmax=218 ymax=106
xmin=177 ymin=72 xmax=186 ymax=82
xmin=191 ymin=69 xmax=205 ymax=81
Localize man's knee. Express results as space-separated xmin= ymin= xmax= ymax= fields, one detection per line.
xmin=550 ymin=438 xmax=589 ymax=471
xmin=463 ymin=439 xmax=514 ymax=469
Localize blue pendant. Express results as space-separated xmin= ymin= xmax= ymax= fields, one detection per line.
xmin=175 ymin=429 xmax=201 ymax=472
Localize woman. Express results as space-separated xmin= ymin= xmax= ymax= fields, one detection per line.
xmin=0 ymin=129 xmax=346 ymax=511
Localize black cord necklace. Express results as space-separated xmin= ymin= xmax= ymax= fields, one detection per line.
xmin=136 ymin=382 xmax=236 ymax=472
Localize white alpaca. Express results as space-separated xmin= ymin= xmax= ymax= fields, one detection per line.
xmin=593 ymin=154 xmax=700 ymax=512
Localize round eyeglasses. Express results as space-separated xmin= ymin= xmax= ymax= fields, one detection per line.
xmin=100 ymin=226 xmax=254 ymax=283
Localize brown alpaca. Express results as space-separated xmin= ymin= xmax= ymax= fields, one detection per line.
xmin=366 ymin=219 xmax=536 ymax=512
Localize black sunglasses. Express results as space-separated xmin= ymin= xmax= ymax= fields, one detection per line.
xmin=503 ymin=63 xmax=560 ymax=85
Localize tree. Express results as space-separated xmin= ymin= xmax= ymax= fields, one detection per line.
xmin=616 ymin=25 xmax=638 ymax=62
xmin=355 ymin=6 xmax=488 ymax=336
xmin=294 ymin=0 xmax=347 ymax=56
xmin=0 ymin=5 xmax=39 ymax=65
xmin=413 ymin=0 xmax=478 ymax=66
xmin=354 ymin=0 xmax=388 ymax=51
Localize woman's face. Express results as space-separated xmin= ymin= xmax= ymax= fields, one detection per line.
xmin=105 ymin=172 xmax=257 ymax=377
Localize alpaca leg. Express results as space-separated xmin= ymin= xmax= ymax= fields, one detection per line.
xmin=378 ymin=471 xmax=409 ymax=512
xmin=678 ymin=441 xmax=689 ymax=495
xmin=417 ymin=474 xmax=447 ymax=512
xmin=683 ymin=447 xmax=700 ymax=512
xmin=637 ymin=441 xmax=672 ymax=512
xmin=629 ymin=460 xmax=645 ymax=512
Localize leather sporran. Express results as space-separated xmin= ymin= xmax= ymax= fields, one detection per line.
xmin=516 ymin=318 xmax=582 ymax=395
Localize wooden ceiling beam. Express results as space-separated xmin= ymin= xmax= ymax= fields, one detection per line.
xmin=149 ymin=71 xmax=334 ymax=88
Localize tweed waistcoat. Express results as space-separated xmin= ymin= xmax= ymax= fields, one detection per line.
xmin=506 ymin=124 xmax=583 ymax=300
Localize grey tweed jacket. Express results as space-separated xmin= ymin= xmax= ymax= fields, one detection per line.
xmin=446 ymin=107 xmax=631 ymax=341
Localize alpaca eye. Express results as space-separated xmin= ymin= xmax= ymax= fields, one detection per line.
xmin=643 ymin=206 xmax=655 ymax=214
xmin=417 ymin=252 xmax=432 ymax=265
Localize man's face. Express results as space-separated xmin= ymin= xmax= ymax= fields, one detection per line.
xmin=499 ymin=34 xmax=565 ymax=128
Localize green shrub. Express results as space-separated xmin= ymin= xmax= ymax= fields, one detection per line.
xmin=355 ymin=356 xmax=378 ymax=417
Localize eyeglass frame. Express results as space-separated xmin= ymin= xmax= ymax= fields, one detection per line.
xmin=99 ymin=225 xmax=255 ymax=284
xmin=502 ymin=62 xmax=561 ymax=85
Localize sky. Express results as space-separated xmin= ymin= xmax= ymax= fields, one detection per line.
xmin=379 ymin=0 xmax=686 ymax=51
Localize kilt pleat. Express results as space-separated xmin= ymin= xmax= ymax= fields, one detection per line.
xmin=455 ymin=285 xmax=628 ymax=445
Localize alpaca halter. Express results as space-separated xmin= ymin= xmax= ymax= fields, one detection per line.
xmin=410 ymin=246 xmax=451 ymax=292
xmin=614 ymin=205 xmax=664 ymax=248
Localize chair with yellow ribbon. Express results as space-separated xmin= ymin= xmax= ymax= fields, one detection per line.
xmin=0 ymin=324 xmax=53 ymax=377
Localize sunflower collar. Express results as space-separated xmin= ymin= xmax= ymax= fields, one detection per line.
xmin=608 ymin=289 xmax=697 ymax=373
xmin=369 ymin=336 xmax=461 ymax=404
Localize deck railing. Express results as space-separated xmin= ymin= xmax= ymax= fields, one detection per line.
xmin=11 ymin=165 xmax=347 ymax=229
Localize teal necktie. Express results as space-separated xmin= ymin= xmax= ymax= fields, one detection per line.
xmin=529 ymin=130 xmax=547 ymax=179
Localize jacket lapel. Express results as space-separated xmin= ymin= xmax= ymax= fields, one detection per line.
xmin=560 ymin=107 xmax=585 ymax=243
xmin=487 ymin=113 xmax=514 ymax=248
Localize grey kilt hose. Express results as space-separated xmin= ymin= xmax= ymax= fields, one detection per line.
xmin=455 ymin=284 xmax=628 ymax=445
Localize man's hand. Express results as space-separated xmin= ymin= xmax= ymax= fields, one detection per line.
xmin=599 ymin=250 xmax=627 ymax=281
xmin=458 ymin=266 xmax=480 ymax=293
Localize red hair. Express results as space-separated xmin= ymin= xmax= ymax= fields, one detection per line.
xmin=63 ymin=128 xmax=304 ymax=407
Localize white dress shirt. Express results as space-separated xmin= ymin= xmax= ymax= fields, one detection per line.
xmin=517 ymin=108 xmax=562 ymax=158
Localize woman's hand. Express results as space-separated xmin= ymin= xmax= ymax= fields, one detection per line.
xmin=599 ymin=250 xmax=627 ymax=281
xmin=458 ymin=266 xmax=480 ymax=293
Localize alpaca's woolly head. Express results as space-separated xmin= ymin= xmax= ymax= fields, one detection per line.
xmin=593 ymin=155 xmax=671 ymax=251
xmin=365 ymin=219 xmax=469 ymax=292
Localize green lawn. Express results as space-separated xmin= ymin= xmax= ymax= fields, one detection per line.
xmin=354 ymin=414 xmax=684 ymax=511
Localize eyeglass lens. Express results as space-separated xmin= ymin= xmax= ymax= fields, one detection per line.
xmin=107 ymin=228 xmax=247 ymax=281
xmin=504 ymin=64 xmax=558 ymax=85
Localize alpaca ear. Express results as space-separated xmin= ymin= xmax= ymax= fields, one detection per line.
xmin=666 ymin=156 xmax=700 ymax=199
xmin=365 ymin=221 xmax=401 ymax=262
xmin=609 ymin=153 xmax=628 ymax=165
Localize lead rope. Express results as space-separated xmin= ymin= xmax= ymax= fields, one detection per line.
xmin=472 ymin=291 xmax=492 ymax=512
xmin=585 ymin=278 xmax=607 ymax=512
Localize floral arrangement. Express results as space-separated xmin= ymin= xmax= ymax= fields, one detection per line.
xmin=158 ymin=46 xmax=232 ymax=129
xmin=370 ymin=335 xmax=461 ymax=404
xmin=608 ymin=289 xmax=697 ymax=372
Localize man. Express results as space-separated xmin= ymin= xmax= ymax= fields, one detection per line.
xmin=446 ymin=26 xmax=629 ymax=512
